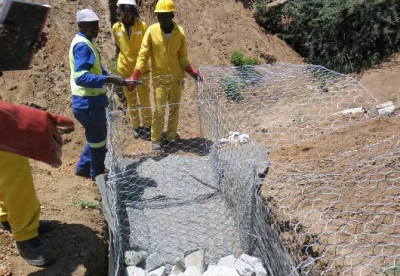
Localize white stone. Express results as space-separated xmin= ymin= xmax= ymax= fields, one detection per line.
xmin=202 ymin=266 xmax=240 ymax=276
xmin=377 ymin=101 xmax=395 ymax=115
xmin=217 ymin=255 xmax=236 ymax=267
xmin=148 ymin=266 xmax=167 ymax=276
xmin=376 ymin=101 xmax=394 ymax=109
xmin=181 ymin=266 xmax=202 ymax=276
xmin=126 ymin=266 xmax=147 ymax=276
xmin=170 ymin=258 xmax=185 ymax=275
xmin=339 ymin=107 xmax=365 ymax=115
xmin=253 ymin=262 xmax=267 ymax=276
xmin=184 ymin=249 xmax=205 ymax=273
xmin=125 ymin=251 xmax=148 ymax=266
xmin=238 ymin=254 xmax=266 ymax=276
xmin=234 ymin=258 xmax=255 ymax=276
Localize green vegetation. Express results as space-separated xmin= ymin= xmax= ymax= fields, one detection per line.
xmin=219 ymin=77 xmax=243 ymax=102
xmin=72 ymin=200 xmax=102 ymax=210
xmin=230 ymin=50 xmax=261 ymax=66
xmin=383 ymin=260 xmax=400 ymax=276
xmin=253 ymin=0 xmax=400 ymax=73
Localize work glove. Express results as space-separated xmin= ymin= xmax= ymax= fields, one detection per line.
xmin=0 ymin=100 xmax=74 ymax=168
xmin=128 ymin=69 xmax=142 ymax=91
xmin=105 ymin=74 xmax=128 ymax=86
xmin=184 ymin=66 xmax=203 ymax=81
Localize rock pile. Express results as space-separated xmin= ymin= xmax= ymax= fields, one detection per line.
xmin=124 ymin=249 xmax=268 ymax=276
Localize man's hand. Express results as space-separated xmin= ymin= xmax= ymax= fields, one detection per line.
xmin=105 ymin=74 xmax=128 ymax=86
xmin=0 ymin=101 xmax=74 ymax=168
xmin=128 ymin=69 xmax=142 ymax=91
xmin=184 ymin=66 xmax=203 ymax=81
xmin=0 ymin=23 xmax=18 ymax=48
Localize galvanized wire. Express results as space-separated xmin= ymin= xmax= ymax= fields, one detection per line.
xmin=105 ymin=63 xmax=399 ymax=276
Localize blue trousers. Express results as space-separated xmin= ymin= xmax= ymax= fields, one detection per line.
xmin=73 ymin=107 xmax=108 ymax=178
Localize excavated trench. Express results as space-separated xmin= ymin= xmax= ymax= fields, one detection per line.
xmin=101 ymin=1 xmax=298 ymax=275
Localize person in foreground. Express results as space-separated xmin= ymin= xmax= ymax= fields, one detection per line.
xmin=0 ymin=23 xmax=74 ymax=266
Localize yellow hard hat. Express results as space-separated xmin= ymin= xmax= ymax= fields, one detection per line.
xmin=154 ymin=0 xmax=175 ymax=13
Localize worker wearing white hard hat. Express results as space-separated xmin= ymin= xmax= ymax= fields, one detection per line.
xmin=112 ymin=0 xmax=152 ymax=139
xmin=70 ymin=9 xmax=128 ymax=180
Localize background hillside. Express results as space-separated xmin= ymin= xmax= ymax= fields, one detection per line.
xmin=0 ymin=0 xmax=399 ymax=275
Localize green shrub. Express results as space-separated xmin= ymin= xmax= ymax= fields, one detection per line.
xmin=219 ymin=77 xmax=243 ymax=102
xmin=230 ymin=50 xmax=261 ymax=66
xmin=255 ymin=0 xmax=400 ymax=73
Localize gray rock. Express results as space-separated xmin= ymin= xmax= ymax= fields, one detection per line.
xmin=234 ymin=258 xmax=255 ymax=276
xmin=146 ymin=253 xmax=164 ymax=272
xmin=239 ymin=254 xmax=266 ymax=276
xmin=125 ymin=251 xmax=148 ymax=266
xmin=217 ymin=255 xmax=236 ymax=267
xmin=184 ymin=249 xmax=205 ymax=273
xmin=181 ymin=266 xmax=202 ymax=276
xmin=126 ymin=266 xmax=146 ymax=276
xmin=202 ymin=266 xmax=240 ymax=276
xmin=171 ymin=258 xmax=185 ymax=275
xmin=148 ymin=266 xmax=167 ymax=276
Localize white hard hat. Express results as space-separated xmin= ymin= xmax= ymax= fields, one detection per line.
xmin=76 ymin=9 xmax=100 ymax=22
xmin=117 ymin=0 xmax=137 ymax=6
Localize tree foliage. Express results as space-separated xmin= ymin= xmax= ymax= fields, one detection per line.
xmin=254 ymin=0 xmax=400 ymax=73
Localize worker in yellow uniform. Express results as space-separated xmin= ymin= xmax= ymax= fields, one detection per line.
xmin=112 ymin=0 xmax=152 ymax=139
xmin=129 ymin=0 xmax=202 ymax=151
xmin=0 ymin=23 xmax=74 ymax=267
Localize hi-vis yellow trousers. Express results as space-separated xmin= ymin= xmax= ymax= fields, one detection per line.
xmin=0 ymin=151 xmax=40 ymax=241
xmin=123 ymin=75 xmax=152 ymax=129
xmin=151 ymin=80 xmax=183 ymax=143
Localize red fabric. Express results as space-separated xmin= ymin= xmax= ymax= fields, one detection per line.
xmin=184 ymin=66 xmax=203 ymax=81
xmin=0 ymin=100 xmax=74 ymax=167
xmin=128 ymin=69 xmax=142 ymax=91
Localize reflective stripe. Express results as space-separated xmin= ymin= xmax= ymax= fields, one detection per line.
xmin=73 ymin=70 xmax=89 ymax=80
xmin=87 ymin=140 xmax=106 ymax=148
xmin=69 ymin=35 xmax=106 ymax=97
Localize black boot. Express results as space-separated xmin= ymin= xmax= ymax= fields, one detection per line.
xmin=16 ymin=237 xmax=56 ymax=266
xmin=1 ymin=220 xmax=53 ymax=235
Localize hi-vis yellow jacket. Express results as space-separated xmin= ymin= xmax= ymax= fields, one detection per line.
xmin=112 ymin=18 xmax=149 ymax=77
xmin=135 ymin=21 xmax=190 ymax=81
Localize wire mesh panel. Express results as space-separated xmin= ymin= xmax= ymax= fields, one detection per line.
xmin=105 ymin=64 xmax=399 ymax=276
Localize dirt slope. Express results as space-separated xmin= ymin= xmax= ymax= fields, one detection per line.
xmin=0 ymin=0 xmax=399 ymax=275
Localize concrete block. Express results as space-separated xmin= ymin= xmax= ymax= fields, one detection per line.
xmin=377 ymin=101 xmax=395 ymax=115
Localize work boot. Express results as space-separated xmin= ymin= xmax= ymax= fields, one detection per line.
xmin=16 ymin=237 xmax=56 ymax=267
xmin=1 ymin=220 xmax=53 ymax=235
xmin=133 ymin=128 xmax=140 ymax=139
xmin=141 ymin=127 xmax=151 ymax=140
xmin=74 ymin=170 xmax=90 ymax=179
xmin=152 ymin=142 xmax=162 ymax=151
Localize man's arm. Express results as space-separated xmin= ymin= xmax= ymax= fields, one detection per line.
xmin=73 ymin=43 xmax=126 ymax=87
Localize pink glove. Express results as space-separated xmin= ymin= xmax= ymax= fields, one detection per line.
xmin=184 ymin=66 xmax=203 ymax=81
xmin=128 ymin=69 xmax=142 ymax=91
xmin=0 ymin=100 xmax=74 ymax=168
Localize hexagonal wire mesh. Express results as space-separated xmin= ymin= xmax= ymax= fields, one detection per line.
xmin=104 ymin=63 xmax=400 ymax=276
